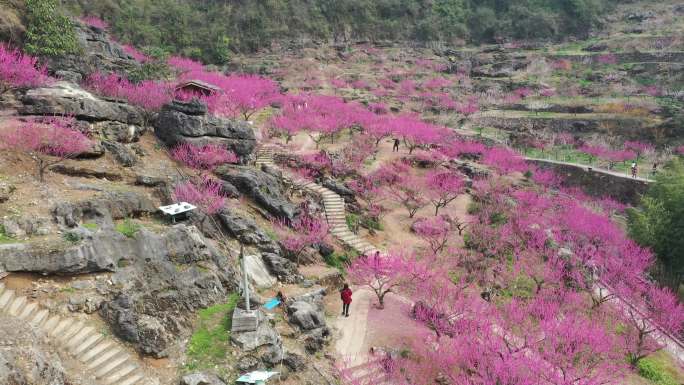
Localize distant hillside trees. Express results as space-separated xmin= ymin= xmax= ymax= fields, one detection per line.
xmin=629 ymin=159 xmax=684 ymax=288
xmin=25 ymin=0 xmax=79 ymax=56
xmin=61 ymin=0 xmax=612 ymax=63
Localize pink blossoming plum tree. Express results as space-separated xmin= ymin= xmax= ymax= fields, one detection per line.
xmin=172 ymin=176 xmax=227 ymax=216
xmin=275 ymin=214 xmax=329 ymax=265
xmin=1 ymin=117 xmax=91 ymax=182
xmin=0 ymin=44 xmax=50 ymax=92
xmin=171 ymin=143 xmax=239 ymax=171
xmin=425 ymin=170 xmax=465 ymax=215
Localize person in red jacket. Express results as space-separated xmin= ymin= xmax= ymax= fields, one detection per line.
xmin=340 ymin=284 xmax=352 ymax=317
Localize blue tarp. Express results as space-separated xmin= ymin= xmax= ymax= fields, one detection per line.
xmin=263 ymin=298 xmax=280 ymax=310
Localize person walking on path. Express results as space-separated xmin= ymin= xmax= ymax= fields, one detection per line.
xmin=340 ymin=284 xmax=353 ymax=317
xmin=631 ymin=162 xmax=638 ymax=178
xmin=392 ymin=138 xmax=401 ymax=152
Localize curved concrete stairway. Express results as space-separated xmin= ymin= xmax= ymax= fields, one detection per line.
xmin=0 ymin=282 xmax=155 ymax=385
xmin=256 ymin=146 xmax=379 ymax=256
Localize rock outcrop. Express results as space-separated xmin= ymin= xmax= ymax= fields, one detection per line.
xmin=215 ymin=167 xmax=297 ymax=220
xmin=261 ymin=253 xmax=302 ymax=284
xmin=154 ymin=100 xmax=256 ymax=159
xmin=99 ymin=225 xmax=239 ymax=357
xmin=215 ymin=210 xmax=281 ymax=254
xmin=46 ymin=22 xmax=140 ymax=82
xmin=52 ymin=191 xmax=156 ymax=229
xmin=19 ymin=81 xmax=144 ymax=126
xmin=0 ymin=315 xmax=78 ymax=385
xmin=285 ymin=289 xmax=330 ymax=353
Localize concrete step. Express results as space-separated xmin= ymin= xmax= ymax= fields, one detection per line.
xmin=72 ymin=333 xmax=103 ymax=356
xmin=80 ymin=340 xmax=113 ymax=362
xmin=42 ymin=315 xmax=61 ymax=333
xmin=66 ymin=326 xmax=95 ymax=350
xmin=59 ymin=321 xmax=85 ymax=342
xmin=87 ymin=348 xmax=123 ymax=370
xmin=8 ymin=295 xmax=27 ymax=316
xmin=30 ymin=309 xmax=50 ymax=327
xmin=0 ymin=289 xmax=16 ymax=310
xmin=18 ymin=302 xmax=38 ymax=320
xmin=50 ymin=318 xmax=72 ymax=337
xmin=95 ymin=353 xmax=129 ymax=378
xmin=119 ymin=373 xmax=144 ymax=385
xmin=103 ymin=363 xmax=138 ymax=384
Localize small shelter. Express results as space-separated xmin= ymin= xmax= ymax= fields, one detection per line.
xmin=174 ymin=80 xmax=221 ymax=97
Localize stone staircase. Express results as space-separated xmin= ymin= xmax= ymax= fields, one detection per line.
xmin=0 ymin=282 xmax=155 ymax=385
xmin=255 ymin=146 xmax=379 ymax=256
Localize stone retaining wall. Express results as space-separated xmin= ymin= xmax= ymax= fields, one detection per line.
xmin=528 ymin=159 xmax=651 ymax=205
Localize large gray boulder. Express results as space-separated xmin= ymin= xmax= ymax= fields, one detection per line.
xmin=215 ymin=167 xmax=297 ymax=220
xmin=261 ymin=253 xmax=302 ymax=284
xmin=52 ymin=191 xmax=156 ymax=228
xmin=154 ymin=100 xmax=256 ymax=158
xmin=287 ymin=301 xmax=326 ymax=331
xmin=19 ymin=81 xmax=144 ymax=125
xmin=286 ymin=289 xmax=327 ymax=331
xmin=215 ymin=210 xmax=281 ymax=254
xmin=102 ymin=141 xmax=138 ymax=167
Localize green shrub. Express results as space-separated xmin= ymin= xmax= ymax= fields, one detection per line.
xmin=82 ymin=223 xmax=98 ymax=230
xmin=0 ymin=225 xmax=14 ymax=244
xmin=62 ymin=232 xmax=81 ymax=244
xmin=116 ymin=219 xmax=141 ymax=238
xmin=325 ymin=251 xmax=358 ymax=271
xmin=25 ymin=0 xmax=79 ymax=56
xmin=637 ymin=357 xmax=678 ymax=385
xmin=629 ymin=159 xmax=684 ymax=285
xmin=346 ymin=213 xmax=360 ymax=233
xmin=489 ymin=211 xmax=508 ymax=226
xmin=466 ymin=201 xmax=482 ymax=215
xmin=361 ymin=216 xmax=383 ymax=231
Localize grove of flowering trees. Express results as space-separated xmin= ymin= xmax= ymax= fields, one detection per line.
xmin=341 ymin=129 xmax=684 ymax=384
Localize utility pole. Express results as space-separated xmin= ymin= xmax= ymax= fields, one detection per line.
xmin=231 ymin=245 xmax=259 ymax=333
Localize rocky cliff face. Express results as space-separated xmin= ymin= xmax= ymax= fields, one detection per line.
xmin=46 ymin=22 xmax=140 ymax=83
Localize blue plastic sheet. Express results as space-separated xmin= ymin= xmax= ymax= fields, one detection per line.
xmin=263 ymin=298 xmax=280 ymax=310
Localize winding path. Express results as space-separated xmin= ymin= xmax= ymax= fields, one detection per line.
xmin=0 ymin=281 xmax=156 ymax=385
